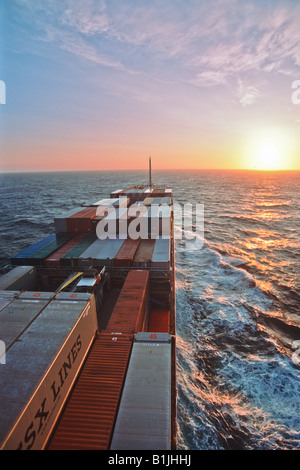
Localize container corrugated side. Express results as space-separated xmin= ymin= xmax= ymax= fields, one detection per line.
xmin=106 ymin=270 xmax=149 ymax=334
xmin=0 ymin=294 xmax=97 ymax=450
xmin=110 ymin=334 xmax=172 ymax=450
xmin=47 ymin=331 xmax=133 ymax=450
xmin=54 ymin=207 xmax=84 ymax=233
xmin=113 ymin=238 xmax=140 ymax=267
xmin=11 ymin=234 xmax=57 ymax=266
xmin=66 ymin=207 xmax=97 ymax=233
xmin=0 ymin=266 xmax=37 ymax=292
xmin=0 ymin=292 xmax=54 ymax=350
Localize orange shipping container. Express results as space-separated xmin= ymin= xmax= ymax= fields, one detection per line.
xmin=66 ymin=207 xmax=97 ymax=232
xmin=47 ymin=332 xmax=133 ymax=450
xmin=114 ymin=238 xmax=140 ymax=267
xmin=106 ymin=270 xmax=149 ymax=334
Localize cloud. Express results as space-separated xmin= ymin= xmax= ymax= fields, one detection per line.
xmin=10 ymin=0 xmax=300 ymax=104
xmin=61 ymin=0 xmax=109 ymax=35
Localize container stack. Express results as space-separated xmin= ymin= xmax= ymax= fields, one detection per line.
xmin=46 ymin=269 xmax=150 ymax=450
xmin=0 ymin=292 xmax=97 ymax=450
xmin=47 ymin=331 xmax=133 ymax=450
xmin=106 ymin=269 xmax=150 ymax=334
xmin=113 ymin=238 xmax=141 ymax=267
xmin=110 ymin=332 xmax=172 ymax=450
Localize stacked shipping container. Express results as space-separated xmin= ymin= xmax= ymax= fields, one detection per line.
xmin=110 ymin=333 xmax=172 ymax=450
xmin=0 ymin=292 xmax=97 ymax=450
xmin=47 ymin=332 xmax=133 ymax=450
xmin=46 ymin=269 xmax=150 ymax=450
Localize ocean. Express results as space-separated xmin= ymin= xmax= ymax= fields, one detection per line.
xmin=0 ymin=169 xmax=299 ymax=450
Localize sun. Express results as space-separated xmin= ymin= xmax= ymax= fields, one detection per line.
xmin=244 ymin=128 xmax=297 ymax=171
xmin=253 ymin=141 xmax=283 ymax=170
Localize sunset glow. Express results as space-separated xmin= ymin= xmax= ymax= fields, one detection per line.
xmin=1 ymin=1 xmax=300 ymax=172
xmin=244 ymin=129 xmax=298 ymax=171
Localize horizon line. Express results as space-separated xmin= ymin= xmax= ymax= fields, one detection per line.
xmin=0 ymin=167 xmax=300 ymax=174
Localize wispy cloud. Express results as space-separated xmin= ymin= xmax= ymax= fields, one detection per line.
xmin=10 ymin=0 xmax=300 ymax=106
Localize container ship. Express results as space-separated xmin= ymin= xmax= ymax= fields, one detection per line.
xmin=0 ymin=169 xmax=177 ymax=450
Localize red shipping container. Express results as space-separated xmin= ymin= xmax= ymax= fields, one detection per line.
xmin=44 ymin=235 xmax=84 ymax=267
xmin=66 ymin=208 xmax=97 ymax=232
xmin=47 ymin=332 xmax=133 ymax=450
xmin=113 ymin=238 xmax=140 ymax=267
xmin=106 ymin=270 xmax=149 ymax=334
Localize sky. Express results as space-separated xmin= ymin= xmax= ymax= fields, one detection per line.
xmin=0 ymin=0 xmax=300 ymax=172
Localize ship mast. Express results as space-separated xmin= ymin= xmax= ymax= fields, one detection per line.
xmin=149 ymin=156 xmax=152 ymax=188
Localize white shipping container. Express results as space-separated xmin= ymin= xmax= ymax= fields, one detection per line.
xmin=0 ymin=293 xmax=97 ymax=450
xmin=0 ymin=293 xmax=53 ymax=350
xmin=110 ymin=337 xmax=171 ymax=450
xmin=0 ymin=266 xmax=37 ymax=292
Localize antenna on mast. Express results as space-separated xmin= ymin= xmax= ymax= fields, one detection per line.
xmin=149 ymin=156 xmax=152 ymax=188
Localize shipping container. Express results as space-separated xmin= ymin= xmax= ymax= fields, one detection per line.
xmin=151 ymin=188 xmax=167 ymax=197
xmin=151 ymin=238 xmax=170 ymax=270
xmin=106 ymin=270 xmax=149 ymax=334
xmin=147 ymin=309 xmax=170 ymax=333
xmin=110 ymin=333 xmax=172 ymax=450
xmin=44 ymin=235 xmax=84 ymax=267
xmin=28 ymin=235 xmax=73 ymax=266
xmin=0 ymin=292 xmax=54 ymax=350
xmin=110 ymin=189 xmax=123 ymax=197
xmin=66 ymin=207 xmax=97 ymax=233
xmin=113 ymin=238 xmax=140 ymax=267
xmin=142 ymin=197 xmax=154 ymax=206
xmin=78 ymin=238 xmax=107 ymax=260
xmin=113 ymin=197 xmax=129 ymax=209
xmin=47 ymin=331 xmax=133 ymax=450
xmin=11 ymin=234 xmax=57 ymax=266
xmin=54 ymin=207 xmax=84 ymax=233
xmin=92 ymin=239 xmax=125 ymax=267
xmin=90 ymin=198 xmax=110 ymax=206
xmin=0 ymin=290 xmax=20 ymax=312
xmin=90 ymin=198 xmax=128 ymax=208
xmin=133 ymin=240 xmax=156 ymax=267
xmin=0 ymin=266 xmax=37 ymax=291
xmin=78 ymin=238 xmax=124 ymax=267
xmin=61 ymin=235 xmax=97 ymax=266
xmin=0 ymin=293 xmax=97 ymax=450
